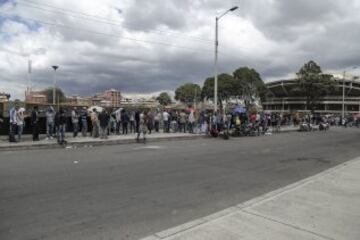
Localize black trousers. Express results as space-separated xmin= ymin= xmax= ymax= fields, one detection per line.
xmin=32 ymin=123 xmax=40 ymax=141
xmin=154 ymin=121 xmax=160 ymax=132
xmin=135 ymin=121 xmax=140 ymax=133
xmin=9 ymin=124 xmax=17 ymax=142
xmin=122 ymin=122 xmax=128 ymax=134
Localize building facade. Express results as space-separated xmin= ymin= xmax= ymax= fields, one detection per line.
xmin=25 ymin=91 xmax=48 ymax=104
xmin=0 ymin=92 xmax=10 ymax=114
xmin=94 ymin=89 xmax=122 ymax=108
xmin=66 ymin=96 xmax=92 ymax=107
xmin=263 ymin=78 xmax=360 ymax=114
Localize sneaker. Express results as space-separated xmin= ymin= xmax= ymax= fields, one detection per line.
xmin=45 ymin=137 xmax=49 ymax=140
xmin=50 ymin=136 xmax=54 ymax=140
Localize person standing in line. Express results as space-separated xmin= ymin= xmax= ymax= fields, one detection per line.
xmin=80 ymin=107 xmax=88 ymax=137
xmin=162 ymin=110 xmax=169 ymax=133
xmin=31 ymin=106 xmax=40 ymax=141
xmin=121 ymin=109 xmax=129 ymax=135
xmin=115 ymin=108 xmax=121 ymax=135
xmin=109 ymin=113 xmax=116 ymax=135
xmin=147 ymin=110 xmax=154 ymax=134
xmin=129 ymin=110 xmax=135 ymax=133
xmin=56 ymin=107 xmax=67 ymax=144
xmin=16 ymin=107 xmax=25 ymax=142
xmin=45 ymin=107 xmax=55 ymax=140
xmin=91 ymin=108 xmax=100 ymax=138
xmin=154 ymin=110 xmax=161 ymax=133
xmin=188 ymin=110 xmax=195 ymax=134
xmin=136 ymin=111 xmax=147 ymax=142
xmin=179 ymin=110 xmax=187 ymax=133
xmin=9 ymin=102 xmax=19 ymax=142
xmin=99 ymin=109 xmax=110 ymax=139
xmin=135 ymin=110 xmax=140 ymax=133
xmin=71 ymin=107 xmax=79 ymax=137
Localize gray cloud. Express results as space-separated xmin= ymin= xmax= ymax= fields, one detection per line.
xmin=1 ymin=0 xmax=360 ymax=100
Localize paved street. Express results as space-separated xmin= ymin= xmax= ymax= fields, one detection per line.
xmin=0 ymin=128 xmax=359 ymax=240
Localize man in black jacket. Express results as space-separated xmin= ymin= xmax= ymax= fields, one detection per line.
xmin=121 ymin=110 xmax=129 ymax=135
xmin=135 ymin=110 xmax=140 ymax=133
xmin=99 ymin=109 xmax=110 ymax=139
xmin=55 ymin=107 xmax=67 ymax=144
xmin=31 ymin=106 xmax=40 ymax=141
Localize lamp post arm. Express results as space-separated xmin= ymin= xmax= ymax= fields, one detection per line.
xmin=217 ymin=9 xmax=231 ymax=20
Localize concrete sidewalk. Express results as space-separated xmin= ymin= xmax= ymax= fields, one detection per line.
xmin=0 ymin=133 xmax=205 ymax=151
xmin=0 ymin=126 xmax=299 ymax=151
xmin=141 ymin=157 xmax=360 ymax=240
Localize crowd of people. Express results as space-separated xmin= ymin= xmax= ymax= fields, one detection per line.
xmin=3 ymin=101 xmax=360 ymax=144
xmin=4 ymin=103 xmax=200 ymax=144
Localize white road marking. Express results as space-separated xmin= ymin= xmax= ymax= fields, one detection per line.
xmin=133 ymin=145 xmax=163 ymax=150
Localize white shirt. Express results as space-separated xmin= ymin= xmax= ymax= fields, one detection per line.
xmin=16 ymin=110 xmax=24 ymax=125
xmin=188 ymin=112 xmax=195 ymax=123
xmin=163 ymin=112 xmax=169 ymax=121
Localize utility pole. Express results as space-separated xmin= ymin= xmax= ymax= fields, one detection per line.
xmin=342 ymin=71 xmax=346 ymax=121
xmin=52 ymin=65 xmax=59 ymax=107
xmin=213 ymin=6 xmax=238 ymax=114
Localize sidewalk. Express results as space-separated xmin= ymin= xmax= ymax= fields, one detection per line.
xmin=0 ymin=132 xmax=205 ymax=151
xmin=141 ymin=156 xmax=360 ymax=240
xmin=0 ymin=126 xmax=299 ymax=151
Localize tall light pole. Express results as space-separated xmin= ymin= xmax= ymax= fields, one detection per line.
xmin=52 ymin=65 xmax=59 ymax=107
xmin=342 ymin=70 xmax=346 ymax=121
xmin=214 ymin=6 xmax=238 ymax=113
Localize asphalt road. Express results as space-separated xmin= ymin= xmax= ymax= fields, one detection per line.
xmin=0 ymin=128 xmax=359 ymax=240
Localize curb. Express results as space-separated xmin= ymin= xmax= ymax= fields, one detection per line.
xmin=140 ymin=156 xmax=360 ymax=240
xmin=0 ymin=135 xmax=207 ymax=151
xmin=0 ymin=128 xmax=299 ymax=151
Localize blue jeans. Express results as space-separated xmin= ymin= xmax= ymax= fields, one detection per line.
xmin=57 ymin=124 xmax=66 ymax=143
xmin=47 ymin=122 xmax=54 ymax=138
xmin=81 ymin=120 xmax=88 ymax=137
xmin=17 ymin=124 xmax=23 ymax=141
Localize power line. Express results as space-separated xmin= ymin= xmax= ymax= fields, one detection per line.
xmin=0 ymin=12 xmax=214 ymax=54
xmin=15 ymin=0 xmax=213 ymax=44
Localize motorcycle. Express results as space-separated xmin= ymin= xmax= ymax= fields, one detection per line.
xmin=299 ymin=122 xmax=312 ymax=132
xmin=319 ymin=122 xmax=330 ymax=131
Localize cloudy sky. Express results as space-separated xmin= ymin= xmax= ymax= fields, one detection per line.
xmin=1 ymin=0 xmax=360 ymax=100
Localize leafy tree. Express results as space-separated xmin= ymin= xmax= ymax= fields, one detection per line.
xmin=293 ymin=60 xmax=336 ymax=112
xmin=233 ymin=67 xmax=267 ymax=104
xmin=201 ymin=73 xmax=236 ymax=104
xmin=156 ymin=92 xmax=172 ymax=106
xmin=175 ymin=83 xmax=201 ymax=104
xmin=43 ymin=87 xmax=66 ymax=104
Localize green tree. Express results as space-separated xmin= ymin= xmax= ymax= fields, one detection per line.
xmin=233 ymin=67 xmax=267 ymax=104
xmin=156 ymin=92 xmax=172 ymax=106
xmin=175 ymin=83 xmax=201 ymax=104
xmin=201 ymin=73 xmax=236 ymax=105
xmin=43 ymin=87 xmax=66 ymax=104
xmin=294 ymin=60 xmax=336 ymax=112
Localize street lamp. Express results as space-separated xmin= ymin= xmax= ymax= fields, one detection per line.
xmin=52 ymin=65 xmax=59 ymax=107
xmin=214 ymin=6 xmax=238 ymax=113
